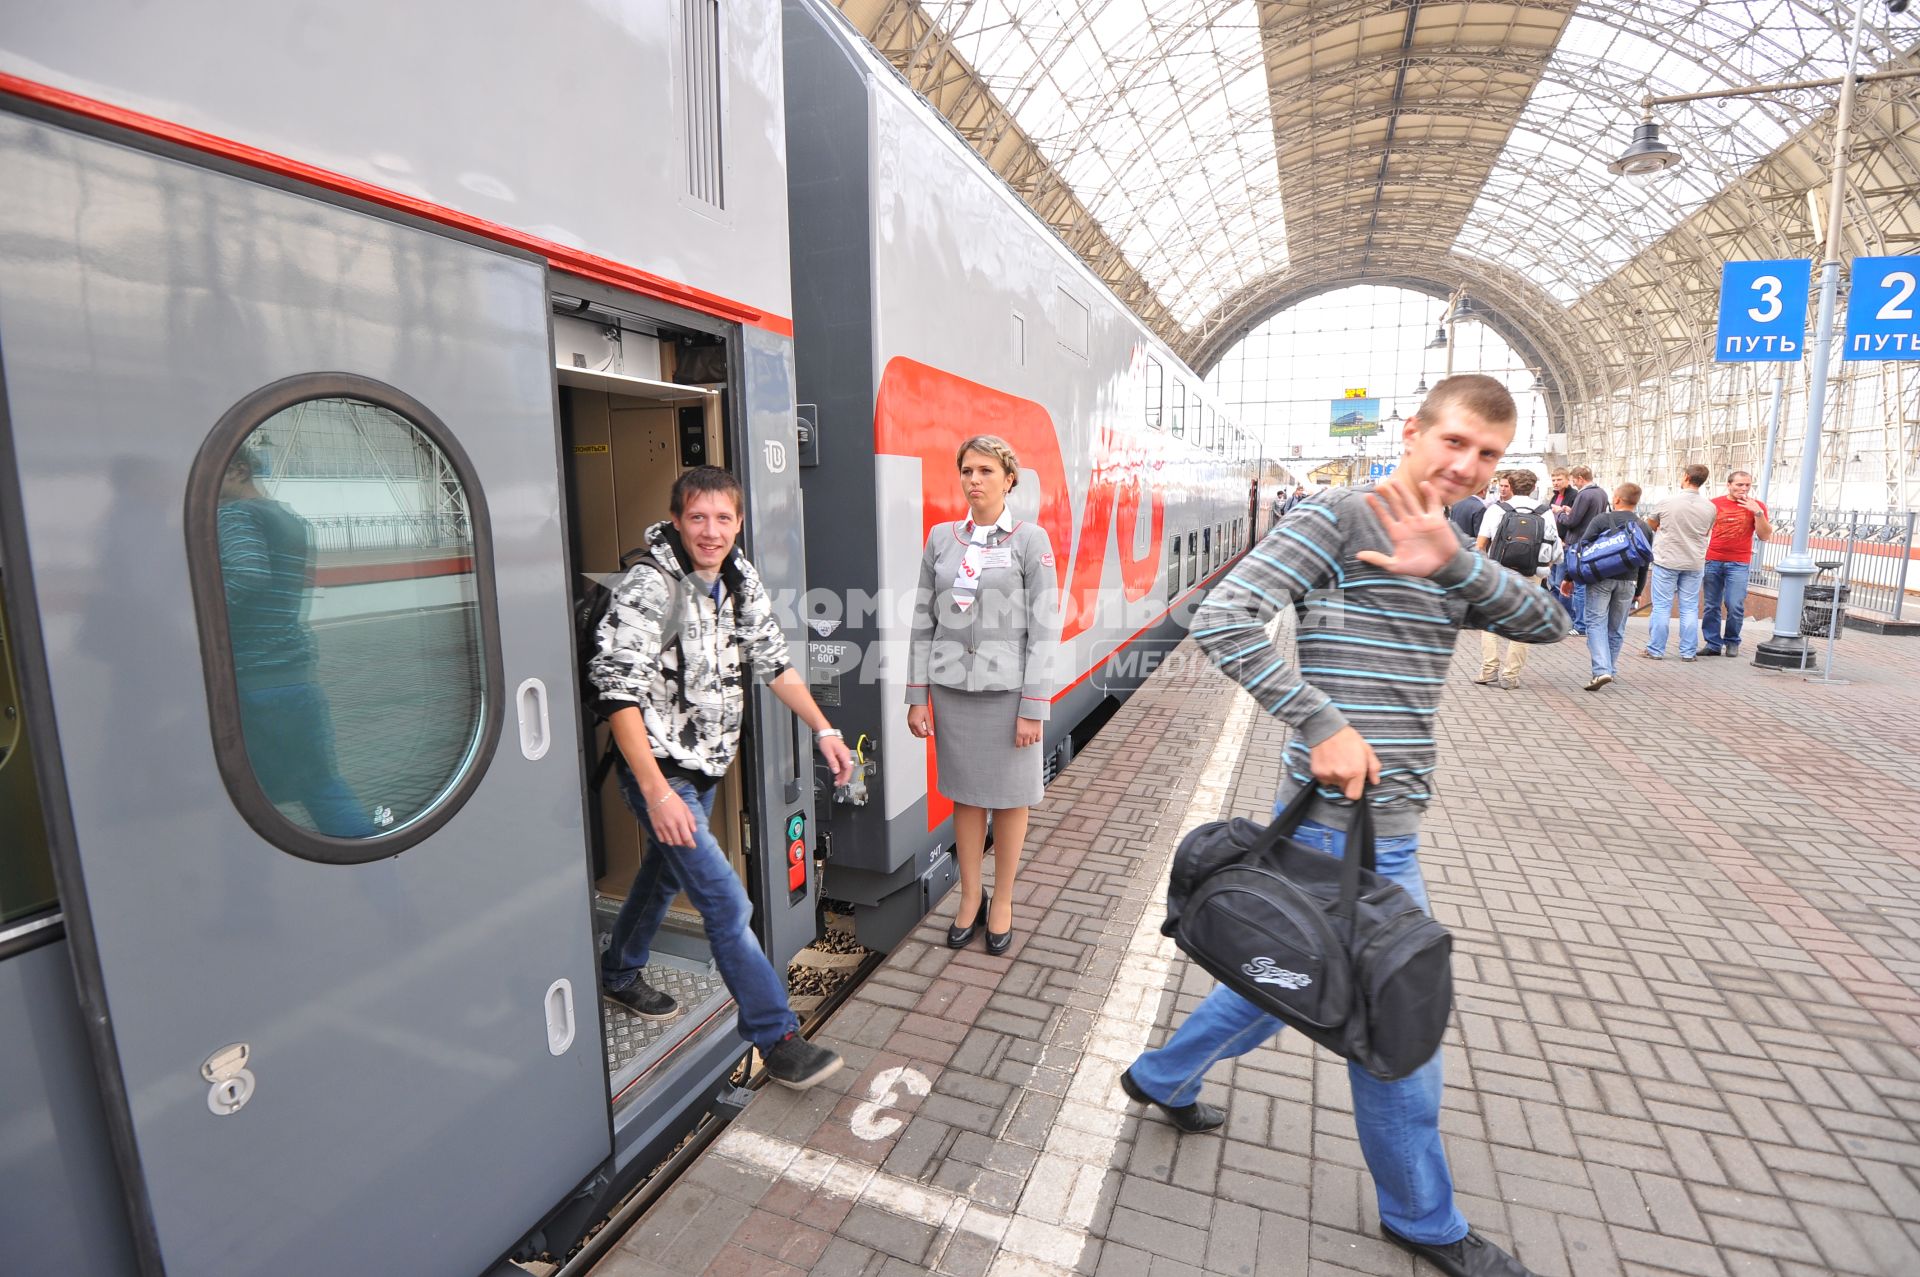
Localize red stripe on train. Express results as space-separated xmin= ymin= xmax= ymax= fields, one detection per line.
xmin=0 ymin=72 xmax=794 ymax=338
xmin=312 ymin=556 xmax=473 ymax=587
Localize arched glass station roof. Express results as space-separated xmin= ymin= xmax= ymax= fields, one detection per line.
xmin=832 ymin=0 xmax=1920 ymax=504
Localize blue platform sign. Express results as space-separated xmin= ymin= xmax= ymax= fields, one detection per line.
xmin=1368 ymin=460 xmax=1397 ymax=480
xmin=1716 ymin=260 xmax=1810 ymax=362
xmin=1843 ymin=256 xmax=1920 ymax=361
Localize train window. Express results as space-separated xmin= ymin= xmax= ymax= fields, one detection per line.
xmin=1055 ymin=287 xmax=1089 ymax=359
xmin=1204 ymin=406 xmax=1217 ymax=452
xmin=1202 ymin=527 xmax=1212 ymax=576
xmin=1013 ymin=311 xmax=1027 ymax=366
xmin=1187 ymin=531 xmax=1198 ymax=586
xmin=187 ymin=378 xmax=502 ymax=864
xmin=1216 ymin=523 xmax=1224 ymax=569
xmin=1145 ymin=359 xmax=1163 ymax=431
xmin=1 ymin=588 xmax=57 ymax=929
xmin=1169 ymin=383 xmax=1185 ymax=439
xmin=1166 ymin=534 xmax=1179 ymax=599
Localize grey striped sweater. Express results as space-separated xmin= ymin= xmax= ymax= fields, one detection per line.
xmin=1196 ymin=486 xmax=1570 ymax=835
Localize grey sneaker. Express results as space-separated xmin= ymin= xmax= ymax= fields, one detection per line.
xmin=1500 ymin=677 xmax=1520 ymax=690
xmin=604 ymin=976 xmax=678 ymax=1021
xmin=1584 ymin=674 xmax=1612 ymax=691
xmin=763 ymin=1033 xmax=843 ymax=1090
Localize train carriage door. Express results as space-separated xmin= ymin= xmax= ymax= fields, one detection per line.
xmin=0 ymin=118 xmax=609 ymax=1275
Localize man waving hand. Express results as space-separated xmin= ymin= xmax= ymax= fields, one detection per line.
xmin=1122 ymin=375 xmax=1567 ymax=1277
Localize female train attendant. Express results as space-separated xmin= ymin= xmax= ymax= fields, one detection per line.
xmin=906 ymin=436 xmax=1061 ymax=955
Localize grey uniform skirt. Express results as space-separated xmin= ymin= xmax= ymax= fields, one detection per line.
xmin=930 ymin=684 xmax=1044 ymax=809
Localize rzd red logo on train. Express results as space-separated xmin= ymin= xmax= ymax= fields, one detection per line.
xmin=874 ymin=356 xmax=1168 ymax=829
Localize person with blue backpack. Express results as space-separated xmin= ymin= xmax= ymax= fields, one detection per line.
xmin=1567 ymin=482 xmax=1652 ymax=690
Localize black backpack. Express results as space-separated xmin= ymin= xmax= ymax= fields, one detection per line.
xmin=577 ymin=552 xmax=672 ymax=703
xmin=575 ymin=551 xmax=669 ymax=788
xmin=1487 ymin=501 xmax=1548 ymax=577
xmin=1162 ymin=785 xmax=1454 ymax=1081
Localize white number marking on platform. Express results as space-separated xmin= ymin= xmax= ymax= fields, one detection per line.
xmin=849 ymin=1064 xmax=931 ymax=1141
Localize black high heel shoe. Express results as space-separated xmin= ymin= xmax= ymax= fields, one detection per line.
xmin=985 ymin=901 xmax=1013 ymax=956
xmin=947 ymin=898 xmax=987 ymax=949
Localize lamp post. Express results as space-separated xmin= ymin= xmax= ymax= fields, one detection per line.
xmin=1427 ymin=288 xmax=1467 ymax=378
xmin=1606 ymin=0 xmax=1920 ymax=670
xmin=1756 ymin=370 xmax=1787 ymax=509
xmin=1758 ymin=0 xmax=1868 ymax=671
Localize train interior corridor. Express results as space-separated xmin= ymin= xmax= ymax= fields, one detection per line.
xmin=554 ymin=313 xmax=754 ymax=1105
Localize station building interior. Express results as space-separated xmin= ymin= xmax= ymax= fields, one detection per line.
xmin=835 ymin=0 xmax=1920 ymax=508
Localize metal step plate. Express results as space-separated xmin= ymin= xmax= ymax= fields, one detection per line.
xmin=602 ymin=960 xmax=731 ymax=1096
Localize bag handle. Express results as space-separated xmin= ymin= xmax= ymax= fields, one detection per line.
xmin=1261 ymin=780 xmax=1379 ymax=917
xmin=1335 ymin=796 xmax=1377 ymax=919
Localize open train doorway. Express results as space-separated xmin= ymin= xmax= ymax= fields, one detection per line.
xmin=549 ymin=301 xmax=769 ymax=1163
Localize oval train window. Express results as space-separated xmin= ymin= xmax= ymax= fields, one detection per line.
xmin=188 ymin=376 xmax=502 ymax=863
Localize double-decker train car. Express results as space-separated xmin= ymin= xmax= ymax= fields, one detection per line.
xmin=0 ymin=3 xmax=821 ymax=1273
xmin=0 ymin=1 xmax=1265 ymax=1273
xmin=784 ymin=0 xmax=1262 ymax=949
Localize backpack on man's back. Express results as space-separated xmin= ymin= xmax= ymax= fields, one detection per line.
xmin=573 ymin=528 xmax=756 ymax=785
xmin=1569 ymin=517 xmax=1653 ymax=584
xmin=1487 ymin=501 xmax=1551 ymax=577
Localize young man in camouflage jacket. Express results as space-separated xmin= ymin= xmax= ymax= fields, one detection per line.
xmin=589 ymin=466 xmax=853 ymax=1090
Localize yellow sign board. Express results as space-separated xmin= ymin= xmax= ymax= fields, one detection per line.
xmin=570 ymin=443 xmax=611 ymax=454
xmin=1344 ymin=387 xmax=1369 ymax=399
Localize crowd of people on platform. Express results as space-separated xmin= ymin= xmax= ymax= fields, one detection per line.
xmin=1444 ymin=460 xmax=1772 ymax=691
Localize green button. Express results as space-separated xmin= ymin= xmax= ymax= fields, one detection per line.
xmin=786 ymin=813 xmax=806 ymax=842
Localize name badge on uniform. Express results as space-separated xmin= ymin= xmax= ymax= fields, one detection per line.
xmin=979 ymin=547 xmax=1013 ymax=570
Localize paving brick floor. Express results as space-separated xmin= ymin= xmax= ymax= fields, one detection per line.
xmin=595 ymin=611 xmax=1920 ymax=1277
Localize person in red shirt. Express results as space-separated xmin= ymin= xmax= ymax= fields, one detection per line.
xmin=1702 ymin=470 xmax=1773 ymax=657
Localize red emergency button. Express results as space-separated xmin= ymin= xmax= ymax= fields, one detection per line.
xmin=787 ymin=837 xmax=807 ymax=891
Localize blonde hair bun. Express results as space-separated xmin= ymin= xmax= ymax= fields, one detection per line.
xmin=955 ymin=435 xmax=1021 ymax=491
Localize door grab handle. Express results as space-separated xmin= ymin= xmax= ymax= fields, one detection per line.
xmin=516 ymin=678 xmax=551 ymax=761
xmin=544 ymin=979 xmax=576 ymax=1056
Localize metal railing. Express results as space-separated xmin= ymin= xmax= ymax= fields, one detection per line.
xmin=308 ymin=513 xmax=471 ymax=556
xmin=1751 ymin=507 xmax=1917 ymax=620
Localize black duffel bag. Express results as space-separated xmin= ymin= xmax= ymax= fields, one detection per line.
xmin=1162 ymin=784 xmax=1453 ymax=1080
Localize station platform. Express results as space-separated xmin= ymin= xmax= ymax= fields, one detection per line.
xmin=594 ymin=614 xmax=1920 ymax=1277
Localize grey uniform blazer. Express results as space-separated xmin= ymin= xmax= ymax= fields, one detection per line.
xmin=906 ymin=519 xmax=1061 ymax=719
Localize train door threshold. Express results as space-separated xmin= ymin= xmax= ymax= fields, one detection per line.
xmin=591 ymin=898 xmax=744 ymax=1114
xmin=603 ymin=952 xmax=731 ymax=1102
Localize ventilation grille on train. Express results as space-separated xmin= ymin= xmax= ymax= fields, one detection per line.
xmin=682 ymin=0 xmax=725 ymax=208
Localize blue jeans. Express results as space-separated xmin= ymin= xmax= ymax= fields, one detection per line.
xmin=1583 ymin=576 xmax=1635 ymax=677
xmin=604 ymin=767 xmax=797 ymax=1051
xmin=1130 ymin=816 xmax=1468 ymax=1246
xmin=1700 ymin=560 xmax=1750 ymax=652
xmin=1569 ymin=576 xmax=1588 ymax=632
xmin=1645 ymin=565 xmax=1702 ymax=658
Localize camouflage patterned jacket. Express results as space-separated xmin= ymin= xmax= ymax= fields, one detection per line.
xmin=588 ymin=522 xmax=792 ymax=778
